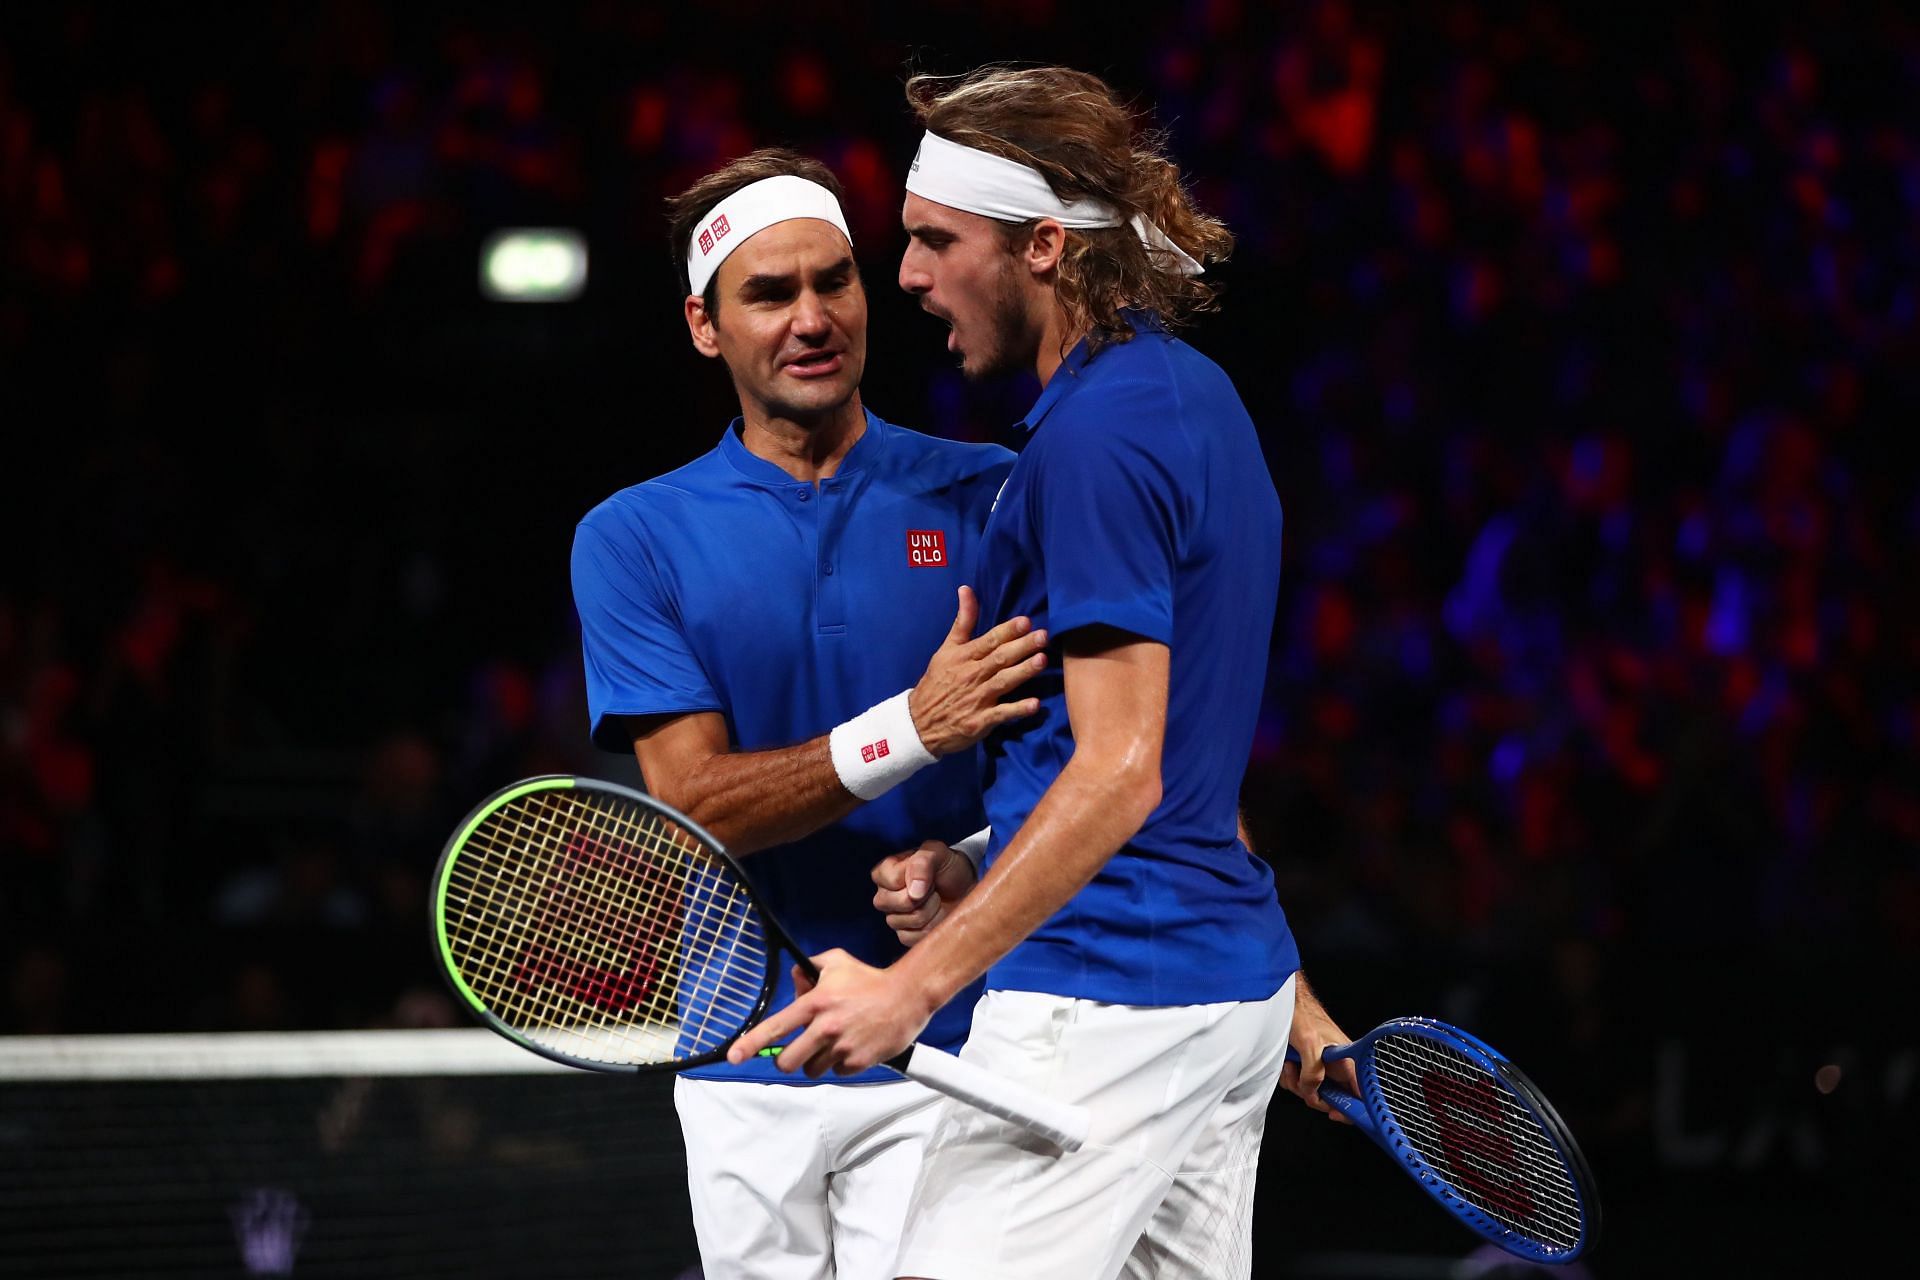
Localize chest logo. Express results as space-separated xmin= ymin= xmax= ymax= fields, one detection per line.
xmin=907 ymin=529 xmax=948 ymax=568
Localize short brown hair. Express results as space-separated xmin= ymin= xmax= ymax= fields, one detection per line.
xmin=665 ymin=148 xmax=845 ymax=307
xmin=906 ymin=66 xmax=1232 ymax=356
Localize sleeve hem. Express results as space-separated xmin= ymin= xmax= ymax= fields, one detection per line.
xmin=589 ymin=704 xmax=726 ymax=752
xmin=1045 ymin=602 xmax=1173 ymax=647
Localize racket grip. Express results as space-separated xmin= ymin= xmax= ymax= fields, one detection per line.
xmin=1284 ymin=1046 xmax=1379 ymax=1137
xmin=1313 ymin=1082 xmax=1377 ymax=1134
xmin=895 ymin=1044 xmax=1091 ymax=1153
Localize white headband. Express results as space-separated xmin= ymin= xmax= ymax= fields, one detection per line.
xmin=685 ymin=174 xmax=853 ymax=298
xmin=905 ymin=130 xmax=1204 ymax=276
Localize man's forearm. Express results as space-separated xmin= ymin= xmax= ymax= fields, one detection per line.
xmin=642 ymin=592 xmax=1049 ymax=858
xmin=660 ymin=735 xmax=861 ymax=857
xmin=892 ymin=752 xmax=1157 ymax=1012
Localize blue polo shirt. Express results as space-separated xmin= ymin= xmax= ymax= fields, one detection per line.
xmin=571 ymin=409 xmax=1015 ymax=1083
xmin=975 ymin=314 xmax=1299 ymax=1006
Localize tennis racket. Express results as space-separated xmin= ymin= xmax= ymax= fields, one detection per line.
xmin=430 ymin=774 xmax=1089 ymax=1151
xmin=1293 ymin=1017 xmax=1600 ymax=1264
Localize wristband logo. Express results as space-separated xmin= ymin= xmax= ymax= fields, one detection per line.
xmin=907 ymin=529 xmax=948 ymax=567
xmin=860 ymin=739 xmax=891 ymax=764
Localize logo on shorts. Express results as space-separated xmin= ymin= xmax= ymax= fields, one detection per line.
xmin=860 ymin=739 xmax=891 ymax=764
xmin=697 ymin=228 xmax=714 ymax=255
xmin=907 ymin=530 xmax=947 ymax=568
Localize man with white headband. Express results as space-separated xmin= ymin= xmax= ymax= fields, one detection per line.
xmin=570 ymin=148 xmax=1044 ymax=1278
xmin=731 ymin=70 xmax=1358 ymax=1279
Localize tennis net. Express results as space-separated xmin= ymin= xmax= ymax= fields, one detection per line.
xmin=0 ymin=1030 xmax=697 ymax=1278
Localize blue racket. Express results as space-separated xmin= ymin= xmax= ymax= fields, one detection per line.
xmin=1292 ymin=1017 xmax=1600 ymax=1265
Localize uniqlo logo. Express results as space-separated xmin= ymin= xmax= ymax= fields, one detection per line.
xmin=698 ymin=228 xmax=714 ymax=255
xmin=907 ymin=529 xmax=947 ymax=568
xmin=712 ymin=214 xmax=731 ymax=240
xmin=860 ymin=739 xmax=890 ymax=764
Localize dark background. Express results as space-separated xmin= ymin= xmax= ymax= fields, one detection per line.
xmin=2 ymin=1 xmax=1915 ymax=1275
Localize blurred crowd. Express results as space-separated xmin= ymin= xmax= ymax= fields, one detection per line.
xmin=1 ymin=0 xmax=1915 ymax=1047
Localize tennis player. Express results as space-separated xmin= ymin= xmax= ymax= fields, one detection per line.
xmin=570 ymin=149 xmax=1041 ymax=1279
xmin=732 ymin=70 xmax=1359 ymax=1278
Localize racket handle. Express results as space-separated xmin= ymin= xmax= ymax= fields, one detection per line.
xmin=894 ymin=1044 xmax=1091 ymax=1153
xmin=1284 ymin=1046 xmax=1379 ymax=1137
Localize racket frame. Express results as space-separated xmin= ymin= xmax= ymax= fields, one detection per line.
xmin=430 ymin=774 xmax=783 ymax=1074
xmin=1322 ymin=1017 xmax=1601 ymax=1264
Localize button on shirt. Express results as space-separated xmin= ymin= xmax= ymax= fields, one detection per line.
xmin=571 ymin=410 xmax=1016 ymax=1082
xmin=975 ymin=314 xmax=1300 ymax=1006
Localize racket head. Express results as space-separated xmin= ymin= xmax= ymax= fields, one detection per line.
xmin=1336 ymin=1017 xmax=1601 ymax=1264
xmin=430 ymin=775 xmax=782 ymax=1073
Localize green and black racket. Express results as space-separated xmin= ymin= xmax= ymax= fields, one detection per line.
xmin=430 ymin=775 xmax=1089 ymax=1150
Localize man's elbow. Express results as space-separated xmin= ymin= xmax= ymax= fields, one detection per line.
xmin=639 ymin=773 xmax=716 ymax=835
xmin=663 ymin=787 xmax=728 ymax=840
xmin=1103 ymin=757 xmax=1162 ymax=831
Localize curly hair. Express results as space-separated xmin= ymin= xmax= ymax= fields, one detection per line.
xmin=906 ymin=65 xmax=1233 ymax=356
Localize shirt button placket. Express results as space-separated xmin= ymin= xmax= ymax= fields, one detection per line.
xmin=816 ymin=479 xmax=845 ymax=632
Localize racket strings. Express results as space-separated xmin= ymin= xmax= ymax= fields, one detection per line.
xmin=457 ymin=792 xmax=764 ymax=1060
xmin=453 ymin=796 xmax=682 ymax=1058
xmin=441 ymin=789 xmax=771 ymax=1066
xmin=1370 ymin=1035 xmax=1584 ymax=1253
xmin=536 ymin=793 xmax=768 ymax=1051
xmin=1372 ymin=1056 xmax=1582 ymax=1219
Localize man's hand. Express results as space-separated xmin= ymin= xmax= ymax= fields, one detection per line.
xmin=872 ymin=840 xmax=979 ymax=946
xmin=726 ymin=949 xmax=933 ymax=1078
xmin=908 ymin=586 xmax=1048 ymax=757
xmin=1281 ymin=976 xmax=1360 ymax=1124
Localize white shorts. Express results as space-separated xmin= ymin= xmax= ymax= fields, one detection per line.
xmin=894 ymin=976 xmax=1296 ymax=1280
xmin=675 ymin=1076 xmax=943 ymax=1280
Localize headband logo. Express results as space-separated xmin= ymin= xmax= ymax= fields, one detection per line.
xmin=684 ymin=175 xmax=853 ymax=296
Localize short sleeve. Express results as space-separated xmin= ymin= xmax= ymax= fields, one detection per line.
xmin=1034 ymin=393 xmax=1189 ymax=645
xmin=571 ymin=517 xmax=721 ymax=751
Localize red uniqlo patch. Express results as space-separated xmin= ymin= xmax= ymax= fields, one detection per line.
xmin=698 ymin=228 xmax=714 ymax=255
xmin=874 ymin=739 xmax=890 ymax=759
xmin=906 ymin=529 xmax=947 ymax=568
xmin=859 ymin=739 xmax=890 ymax=764
xmin=712 ymin=214 xmax=731 ymax=240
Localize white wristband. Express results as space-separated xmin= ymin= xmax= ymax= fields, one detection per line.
xmin=950 ymin=827 xmax=991 ymax=876
xmin=829 ymin=691 xmax=937 ymax=801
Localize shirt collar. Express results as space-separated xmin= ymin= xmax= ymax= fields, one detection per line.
xmin=1013 ymin=310 xmax=1165 ymax=435
xmin=718 ymin=407 xmax=886 ymax=485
